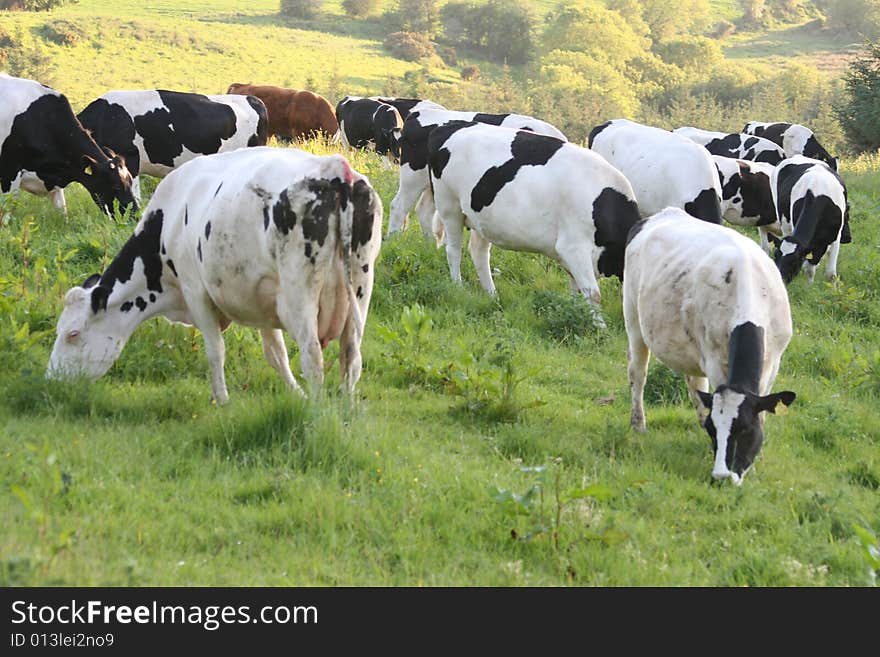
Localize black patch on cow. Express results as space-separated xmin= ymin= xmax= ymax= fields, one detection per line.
xmin=120 ymin=300 xmax=133 ymax=313
xmin=304 ymin=242 xmax=313 ymax=260
xmin=97 ymin=209 xmax=164 ymax=309
xmin=374 ymin=97 xmax=423 ymax=118
xmin=748 ymin=122 xmax=790 ymax=146
xmin=754 ymin=149 xmax=783 ymax=165
xmin=362 ymin=264 xmax=369 ymax=273
xmin=160 ymin=243 xmax=166 ymax=255
xmin=426 ymin=121 xmax=472 ymax=180
xmin=351 ymin=179 xmax=377 ymax=249
xmin=684 ymin=188 xmax=722 ymax=223
xmin=587 ymin=121 xmax=612 ymax=148
xmin=90 ymin=285 xmax=110 ymax=314
xmin=301 ymin=178 xmax=341 ymax=246
xmin=166 ymin=258 xmax=178 ymax=277
xmin=77 ymin=97 xmax=141 ymax=176
xmin=184 ymin=207 xmax=188 ymax=225
xmin=704 ymin=134 xmax=743 ymax=158
xmin=719 ymin=169 xmax=742 ymax=201
xmin=625 ymin=218 xmax=649 ymax=247
xmin=743 ymin=136 xmax=758 ymax=149
xmin=197 ymin=240 xmax=202 ymax=262
xmin=803 ymin=135 xmax=837 ymax=170
xmin=398 ymin=113 xmax=434 ymax=171
xmin=272 ymin=189 xmax=297 ymax=235
xmin=738 ymin=165 xmax=776 ymax=225
xmin=472 ymin=113 xmax=508 ymax=126
xmin=470 ymin=130 xmax=565 ymax=212
xmin=213 ymin=183 xmax=223 ymax=198
xmin=245 ymin=94 xmax=269 ymax=146
xmin=132 ymin=91 xmax=237 ymax=168
xmin=356 ymin=286 xmax=364 ymax=299
xmin=793 ymin=191 xmax=843 ymax=261
xmin=262 ymin=204 xmax=271 ymax=230
xmin=592 ymin=187 xmax=641 ymax=280
xmin=724 ymin=269 xmax=733 ymax=284
xmin=135 ymin=296 xmax=147 ymax=312
xmin=727 ymin=322 xmax=765 ymax=393
xmin=149 ymin=293 xmax=156 ymax=303
xmin=204 ymin=221 xmax=212 ymax=240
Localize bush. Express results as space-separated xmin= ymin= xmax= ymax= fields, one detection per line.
xmin=384 ymin=0 xmax=440 ymax=37
xmin=826 ymin=0 xmax=880 ymax=39
xmin=383 ymin=31 xmax=436 ymax=61
xmin=441 ymin=0 xmax=536 ymax=65
xmin=41 ymin=19 xmax=87 ymax=46
xmin=279 ymin=0 xmax=319 ymax=19
xmin=711 ymin=19 xmax=736 ymax=38
xmin=342 ymin=0 xmax=379 ymax=17
xmin=835 ymin=41 xmax=880 ymax=152
xmin=460 ymin=64 xmax=480 ymax=80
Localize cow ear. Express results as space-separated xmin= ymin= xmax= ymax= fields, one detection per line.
xmin=755 ymin=391 xmax=796 ymax=415
xmin=90 ymin=285 xmax=110 ymax=314
xmin=82 ymin=273 xmax=101 ymax=289
xmin=697 ymin=391 xmax=714 ymax=410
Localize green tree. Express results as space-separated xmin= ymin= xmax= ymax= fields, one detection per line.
xmin=386 ymin=0 xmax=439 ymax=36
xmin=279 ymin=0 xmax=320 ymax=19
xmin=826 ymin=0 xmax=880 ymax=39
xmin=342 ymin=0 xmax=380 ymax=17
xmin=441 ymin=0 xmax=535 ymax=64
xmin=835 ymin=41 xmax=880 ymax=152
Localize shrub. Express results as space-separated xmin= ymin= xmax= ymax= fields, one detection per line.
xmin=460 ymin=64 xmax=480 ymax=80
xmin=531 ymin=289 xmax=602 ymax=342
xmin=384 ymin=0 xmax=440 ymax=37
xmin=41 ymin=19 xmax=87 ymax=46
xmin=441 ymin=0 xmax=536 ymax=65
xmin=341 ymin=0 xmax=379 ymax=17
xmin=835 ymin=41 xmax=880 ymax=152
xmin=279 ymin=0 xmax=320 ymax=19
xmin=712 ymin=19 xmax=736 ymax=38
xmin=383 ymin=31 xmax=436 ymax=61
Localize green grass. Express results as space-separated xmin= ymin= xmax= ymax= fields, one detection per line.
xmin=1 ymin=139 xmax=879 ymax=586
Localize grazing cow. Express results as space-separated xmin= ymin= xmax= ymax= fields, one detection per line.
xmin=589 ymin=119 xmax=723 ymax=223
xmin=226 ymin=83 xmax=338 ymax=142
xmin=0 ymin=74 xmax=136 ymax=216
xmin=768 ymin=155 xmax=851 ymax=283
xmin=624 ymin=208 xmax=796 ymax=485
xmin=743 ymin=121 xmax=838 ymax=171
xmin=387 ymin=107 xmax=568 ymax=236
xmin=335 ymin=96 xmax=404 ymax=166
xmin=47 ymin=147 xmax=383 ymax=402
xmin=712 ymin=155 xmax=779 ymax=252
xmin=428 ymin=121 xmax=640 ymax=327
xmin=77 ymin=89 xmax=269 ymax=205
xmin=674 ymin=126 xmax=786 ymax=165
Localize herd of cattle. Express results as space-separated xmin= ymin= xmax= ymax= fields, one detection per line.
xmin=1 ymin=72 xmax=854 ymax=486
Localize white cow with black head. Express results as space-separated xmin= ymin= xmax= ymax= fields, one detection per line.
xmin=387 ymin=107 xmax=568 ymax=237
xmin=674 ymin=126 xmax=786 ymax=165
xmin=428 ymin=121 xmax=640 ymax=327
xmin=712 ymin=155 xmax=779 ymax=252
xmin=624 ymin=208 xmax=796 ymax=485
xmin=768 ymin=155 xmax=851 ymax=284
xmin=47 ymin=147 xmax=383 ymax=401
xmin=743 ymin=121 xmax=838 ymax=171
xmin=590 ymin=119 xmax=723 ymax=223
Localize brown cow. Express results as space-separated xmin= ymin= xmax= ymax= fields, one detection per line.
xmin=226 ymin=83 xmax=338 ymax=142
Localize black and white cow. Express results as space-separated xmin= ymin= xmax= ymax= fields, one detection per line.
xmin=335 ymin=96 xmax=404 ymax=166
xmin=743 ymin=121 xmax=838 ymax=171
xmin=387 ymin=107 xmax=568 ymax=236
xmin=428 ymin=121 xmax=640 ymax=327
xmin=768 ymin=155 xmax=851 ymax=284
xmin=77 ymin=89 xmax=268 ymax=205
xmin=16 ymin=171 xmax=68 ymax=215
xmin=713 ymin=155 xmax=779 ymax=252
xmin=674 ymin=126 xmax=786 ymax=165
xmin=589 ymin=119 xmax=723 ymax=223
xmin=47 ymin=147 xmax=383 ymax=402
xmin=624 ymin=207 xmax=796 ymax=485
xmin=0 ymin=74 xmax=136 ymax=216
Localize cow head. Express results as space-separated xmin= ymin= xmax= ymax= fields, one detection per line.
xmin=82 ymin=153 xmax=137 ymax=218
xmin=698 ymin=386 xmax=796 ymax=485
xmin=384 ymin=127 xmax=402 ymax=164
xmin=767 ymin=233 xmax=807 ymax=283
xmin=46 ymin=275 xmax=131 ymax=381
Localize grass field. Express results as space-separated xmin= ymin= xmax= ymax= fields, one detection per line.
xmin=1 ymin=1 xmax=878 ymax=587
xmin=1 ymin=138 xmax=878 ymax=586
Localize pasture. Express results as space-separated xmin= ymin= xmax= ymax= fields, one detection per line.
xmin=1 ymin=137 xmax=878 ymax=586
xmin=1 ymin=0 xmax=879 ymax=587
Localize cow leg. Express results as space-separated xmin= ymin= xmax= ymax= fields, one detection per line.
xmin=627 ymin=329 xmax=650 ymax=433
xmin=758 ymin=227 xmax=771 ymax=255
xmin=443 ymin=216 xmax=466 ymax=285
xmin=49 ymin=188 xmax=67 ymax=216
xmin=259 ymin=328 xmax=304 ymax=395
xmin=275 ymin=296 xmax=324 ymax=395
xmin=387 ymin=166 xmax=427 ymax=236
xmin=824 ymin=238 xmax=841 ymax=281
xmin=185 ymin=297 xmax=229 ymax=404
xmin=338 ymin=310 xmax=363 ymax=395
xmin=467 ymin=230 xmax=496 ymax=294
xmin=804 ymin=261 xmax=817 ymax=284
xmin=415 ymin=190 xmax=436 ymax=238
xmin=555 ymin=240 xmax=606 ymax=328
xmin=686 ymin=375 xmax=710 ymax=427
